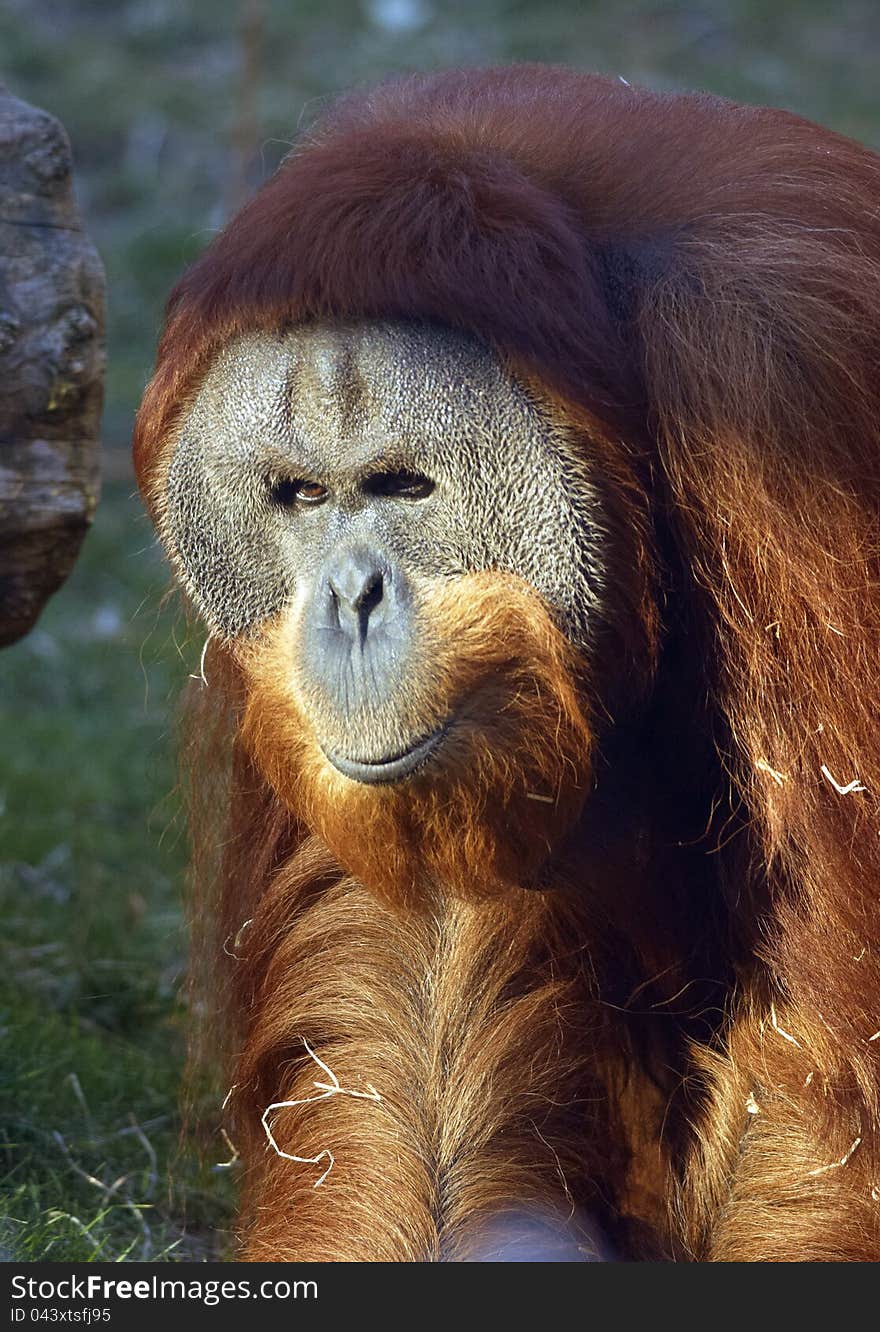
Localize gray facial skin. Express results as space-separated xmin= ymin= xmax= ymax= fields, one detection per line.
xmin=165 ymin=319 xmax=606 ymax=645
xmin=164 ymin=321 xmax=607 ymax=777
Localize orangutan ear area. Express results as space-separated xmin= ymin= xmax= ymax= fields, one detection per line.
xmin=134 ymin=67 xmax=880 ymax=1261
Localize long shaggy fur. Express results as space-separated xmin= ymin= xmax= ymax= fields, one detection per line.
xmin=136 ymin=67 xmax=880 ymax=1260
xmin=184 ymin=609 xmax=673 ymax=1262
xmin=228 ymin=853 xmax=631 ymax=1261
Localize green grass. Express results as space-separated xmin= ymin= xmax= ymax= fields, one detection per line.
xmin=0 ymin=480 xmax=235 ymax=1261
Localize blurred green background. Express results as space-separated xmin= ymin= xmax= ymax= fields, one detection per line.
xmin=1 ymin=0 xmax=878 ymax=1262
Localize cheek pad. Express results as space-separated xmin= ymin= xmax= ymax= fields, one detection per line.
xmin=159 ymin=322 xmax=607 ymax=650
xmin=165 ymin=435 xmax=293 ymax=639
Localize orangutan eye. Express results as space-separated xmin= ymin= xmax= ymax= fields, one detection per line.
xmin=364 ymin=470 xmax=435 ymax=500
xmin=269 ymin=477 xmax=328 ymax=508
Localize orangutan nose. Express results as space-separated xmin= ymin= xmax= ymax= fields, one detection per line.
xmin=327 ymin=548 xmax=391 ymax=647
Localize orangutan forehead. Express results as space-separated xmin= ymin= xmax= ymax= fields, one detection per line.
xmin=186 ymin=319 xmax=555 ymax=472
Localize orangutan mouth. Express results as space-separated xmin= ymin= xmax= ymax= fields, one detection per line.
xmin=323 ymin=725 xmax=448 ymax=785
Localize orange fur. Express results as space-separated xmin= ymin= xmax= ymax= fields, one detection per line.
xmin=235 ymin=573 xmax=595 ymax=905
xmin=179 ymin=574 xmax=679 ymax=1260
xmin=227 ymin=852 xmax=631 ymax=1261
xmin=136 ymin=69 xmax=880 ymax=1260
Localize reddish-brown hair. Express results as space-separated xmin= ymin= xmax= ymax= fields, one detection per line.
xmin=236 ymin=572 xmax=596 ymax=906
xmin=137 ymin=67 xmax=880 ymax=1259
